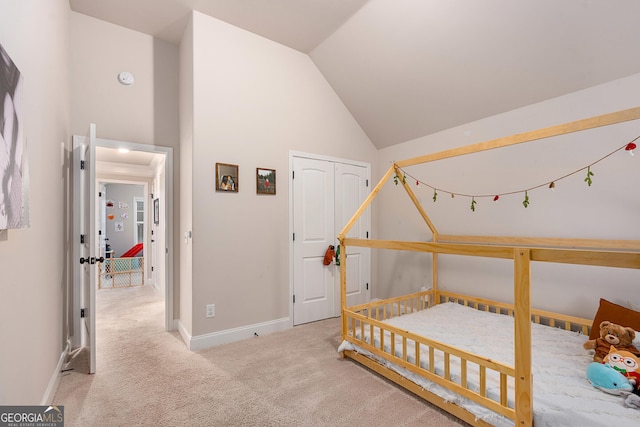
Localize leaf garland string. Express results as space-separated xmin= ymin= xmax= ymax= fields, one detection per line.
xmin=398 ymin=135 xmax=639 ymax=211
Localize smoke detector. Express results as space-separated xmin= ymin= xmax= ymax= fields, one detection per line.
xmin=117 ymin=71 xmax=135 ymax=86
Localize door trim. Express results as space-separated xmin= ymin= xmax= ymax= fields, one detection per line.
xmin=288 ymin=151 xmax=371 ymax=326
xmin=74 ymin=136 xmax=174 ymax=334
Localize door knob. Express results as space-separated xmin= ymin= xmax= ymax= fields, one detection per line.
xmin=79 ymin=256 xmax=104 ymax=264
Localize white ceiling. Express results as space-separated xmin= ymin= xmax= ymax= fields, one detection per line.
xmin=96 ymin=146 xmax=164 ymax=177
xmin=70 ymin=0 xmax=640 ymax=149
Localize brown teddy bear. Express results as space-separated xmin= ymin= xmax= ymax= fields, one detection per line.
xmin=583 ymin=321 xmax=640 ymax=363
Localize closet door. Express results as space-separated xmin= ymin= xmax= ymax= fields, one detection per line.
xmin=292 ymin=157 xmax=336 ymax=325
xmin=334 ymin=162 xmax=369 ymax=309
xmin=292 ymin=155 xmax=370 ymax=325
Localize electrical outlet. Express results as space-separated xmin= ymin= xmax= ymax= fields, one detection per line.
xmin=206 ymin=304 xmax=215 ymax=318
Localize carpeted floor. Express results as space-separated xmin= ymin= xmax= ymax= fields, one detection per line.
xmin=54 ymin=285 xmax=468 ymax=426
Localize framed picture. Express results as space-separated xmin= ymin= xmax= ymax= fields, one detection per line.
xmin=153 ymin=198 xmax=160 ymax=224
xmin=0 ymin=43 xmax=28 ymax=229
xmin=256 ymin=168 xmax=276 ymax=195
xmin=216 ymin=163 xmax=239 ymax=192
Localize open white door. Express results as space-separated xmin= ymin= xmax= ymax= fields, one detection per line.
xmin=72 ymin=124 xmax=97 ymax=374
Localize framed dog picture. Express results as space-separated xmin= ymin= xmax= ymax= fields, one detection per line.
xmin=256 ymin=168 xmax=276 ymax=195
xmin=216 ymin=163 xmax=238 ymax=192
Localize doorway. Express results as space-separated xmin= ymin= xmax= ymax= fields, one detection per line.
xmin=93 ymin=144 xmax=172 ymax=320
xmin=290 ymin=152 xmax=371 ymax=325
xmin=73 ymin=131 xmax=174 ymax=373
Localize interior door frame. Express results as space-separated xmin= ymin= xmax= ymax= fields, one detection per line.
xmin=73 ymin=135 xmax=175 ymax=347
xmin=288 ymin=151 xmax=371 ymax=326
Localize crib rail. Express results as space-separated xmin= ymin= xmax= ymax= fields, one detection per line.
xmin=348 ymin=289 xmax=435 ymax=320
xmin=437 ymin=291 xmax=593 ymax=335
xmin=343 ymin=298 xmax=517 ymax=421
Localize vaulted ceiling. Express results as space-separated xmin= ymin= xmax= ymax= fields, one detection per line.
xmin=69 ymin=0 xmax=640 ymax=149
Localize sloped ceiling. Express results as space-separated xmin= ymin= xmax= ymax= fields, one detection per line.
xmin=69 ymin=0 xmax=640 ymax=149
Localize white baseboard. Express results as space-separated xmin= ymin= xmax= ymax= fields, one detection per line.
xmin=177 ymin=319 xmax=191 ymax=348
xmin=41 ymin=339 xmax=70 ymax=405
xmin=180 ymin=317 xmax=291 ymax=351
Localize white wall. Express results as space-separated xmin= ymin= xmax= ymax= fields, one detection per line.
xmin=189 ymin=12 xmax=378 ymax=336
xmin=0 ymin=0 xmax=70 ymax=404
xmin=103 ymin=183 xmax=144 ymax=256
xmin=376 ymin=73 xmax=640 ymax=319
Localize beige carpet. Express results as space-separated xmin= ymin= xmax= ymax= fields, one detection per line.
xmin=54 ymin=285 xmax=468 ymax=426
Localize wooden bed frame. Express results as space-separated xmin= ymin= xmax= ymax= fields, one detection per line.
xmin=337 ymin=107 xmax=640 ymax=426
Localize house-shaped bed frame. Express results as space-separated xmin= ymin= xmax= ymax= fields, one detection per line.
xmin=337 ymin=107 xmax=640 ymax=426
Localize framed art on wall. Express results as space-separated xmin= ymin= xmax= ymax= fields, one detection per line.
xmin=216 ymin=163 xmax=238 ymax=192
xmin=256 ymin=168 xmax=276 ymax=195
xmin=0 ymin=42 xmax=29 ymax=229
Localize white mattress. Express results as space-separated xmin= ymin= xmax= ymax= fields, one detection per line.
xmin=338 ymin=302 xmax=640 ymax=426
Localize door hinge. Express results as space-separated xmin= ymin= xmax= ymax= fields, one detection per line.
xmin=366 ymin=231 xmax=369 ymax=238
xmin=80 ymin=160 xmax=85 ymax=170
xmin=292 ymin=171 xmax=295 ymax=179
xmin=80 ymin=234 xmax=85 ymax=244
xmin=366 ymin=283 xmax=369 ymax=290
xmin=366 ymin=179 xmax=369 ymax=187
xmin=80 ymin=308 xmax=86 ymax=318
xmin=293 ymin=295 xmax=296 ymax=303
xmin=151 ymin=266 xmax=154 ymax=272
xmin=292 ymin=233 xmax=295 ymax=241
xmin=98 ymin=230 xmax=102 ymax=235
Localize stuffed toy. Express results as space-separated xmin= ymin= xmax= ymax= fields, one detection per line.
xmin=602 ymin=345 xmax=640 ymax=409
xmin=323 ymin=245 xmax=335 ymax=266
xmin=583 ymin=321 xmax=640 ymax=363
xmin=586 ymin=362 xmax=632 ymax=395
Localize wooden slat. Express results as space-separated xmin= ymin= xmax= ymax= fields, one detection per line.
xmin=394 ymin=165 xmax=439 ymax=236
xmin=531 ymin=248 xmax=640 ymax=269
xmin=396 ymin=107 xmax=640 ymax=168
xmin=438 ymin=234 xmax=640 ymax=250
xmin=444 ymin=353 xmax=451 ymax=380
xmin=500 ymin=373 xmax=508 ymax=407
xmin=514 ymin=249 xmax=533 ymax=427
xmin=479 ymin=366 xmax=487 ymax=397
xmin=342 ymin=238 xmax=515 ymax=259
xmin=338 ymin=164 xmax=395 ymax=240
xmin=341 ymin=241 xmax=348 ymax=341
xmin=343 ymin=238 xmax=640 ymax=269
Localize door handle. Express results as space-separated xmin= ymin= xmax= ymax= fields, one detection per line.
xmin=79 ymin=256 xmax=104 ymax=264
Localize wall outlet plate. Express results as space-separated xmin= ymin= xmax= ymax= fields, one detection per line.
xmin=206 ymin=304 xmax=215 ymax=318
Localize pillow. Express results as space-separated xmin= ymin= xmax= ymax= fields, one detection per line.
xmin=588 ymin=298 xmax=640 ymax=340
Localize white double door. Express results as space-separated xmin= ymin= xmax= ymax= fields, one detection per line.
xmin=292 ymin=155 xmax=370 ymax=325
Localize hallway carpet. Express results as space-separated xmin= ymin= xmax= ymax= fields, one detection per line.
xmin=54 ymin=285 xmax=468 ymax=426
